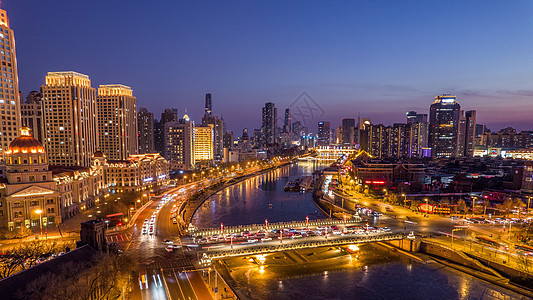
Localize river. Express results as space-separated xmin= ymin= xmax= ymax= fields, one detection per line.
xmin=191 ymin=161 xmax=526 ymax=300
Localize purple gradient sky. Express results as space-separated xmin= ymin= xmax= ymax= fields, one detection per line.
xmin=4 ymin=0 xmax=533 ymax=134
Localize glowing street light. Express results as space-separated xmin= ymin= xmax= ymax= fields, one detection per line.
xmin=306 ymin=216 xmax=309 ymax=229
xmin=265 ymin=219 xmax=268 ymax=228
xmin=35 ymin=209 xmax=43 ymax=237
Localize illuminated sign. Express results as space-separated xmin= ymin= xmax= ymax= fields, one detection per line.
xmin=441 ymin=98 xmax=455 ymax=103
xmin=143 ymin=177 xmax=153 ymax=182
xmin=364 ymin=180 xmax=386 ymax=185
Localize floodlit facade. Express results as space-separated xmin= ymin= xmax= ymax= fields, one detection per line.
xmin=194 ymin=124 xmax=214 ymax=163
xmin=93 ymin=152 xmax=169 ymax=193
xmin=41 ymin=71 xmax=99 ymax=167
xmin=97 ymin=84 xmax=138 ymax=160
xmin=0 ymin=9 xmax=21 ymax=158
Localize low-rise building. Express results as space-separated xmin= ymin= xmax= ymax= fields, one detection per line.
xmin=93 ymin=152 xmax=169 ymax=194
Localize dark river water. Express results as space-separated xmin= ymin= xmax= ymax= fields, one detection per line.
xmin=192 ymin=161 xmax=525 ymax=300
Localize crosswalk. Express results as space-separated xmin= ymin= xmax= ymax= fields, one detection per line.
xmin=148 ymin=257 xmax=194 ymax=271
xmin=105 ymin=232 xmax=133 ymax=243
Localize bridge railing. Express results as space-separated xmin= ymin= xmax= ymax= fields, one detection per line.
xmin=200 ymin=233 xmax=404 ymax=261
xmin=190 ymin=217 xmax=362 ymax=237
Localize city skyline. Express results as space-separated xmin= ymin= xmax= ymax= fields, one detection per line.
xmin=3 ymin=1 xmax=533 ymax=133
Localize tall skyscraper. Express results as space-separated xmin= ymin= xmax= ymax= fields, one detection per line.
xmin=97 ymin=84 xmax=138 ymax=160
xmin=0 ymin=9 xmax=21 ymax=158
xmin=194 ymin=124 xmax=214 ymax=163
xmin=205 ymin=93 xmax=212 ymax=116
xmin=407 ymin=121 xmax=428 ymax=158
xmin=41 ymin=72 xmax=98 ymax=167
xmin=138 ymin=107 xmax=155 ymax=154
xmin=261 ymin=102 xmax=277 ymax=146
xmin=154 ymin=119 xmax=163 ymax=154
xmin=164 ymin=114 xmax=195 ymax=170
xmin=341 ymin=118 xmax=356 ymax=147
xmin=317 ymin=121 xmax=331 ymax=146
xmin=456 ymin=110 xmax=476 ymax=157
xmin=202 ymin=94 xmax=224 ymax=161
xmin=429 ymin=95 xmax=461 ymax=158
xmin=283 ymin=108 xmax=291 ymax=133
xmin=223 ymin=131 xmax=234 ymax=149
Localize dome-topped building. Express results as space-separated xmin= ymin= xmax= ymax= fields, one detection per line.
xmin=5 ymin=127 xmax=47 ymax=172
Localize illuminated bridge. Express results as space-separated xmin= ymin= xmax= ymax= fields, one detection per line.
xmin=298 ymin=147 xmax=358 ymax=161
xmin=199 ymin=232 xmax=404 ymax=264
xmin=188 ymin=217 xmax=362 ymax=238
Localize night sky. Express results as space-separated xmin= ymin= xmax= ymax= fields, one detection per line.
xmin=4 ymin=0 xmax=533 ymax=134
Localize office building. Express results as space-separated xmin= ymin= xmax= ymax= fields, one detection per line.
xmin=164 ymin=114 xmax=195 ymax=170
xmin=317 ymin=121 xmax=331 ymax=146
xmin=429 ymin=95 xmax=461 ymax=158
xmin=407 ymin=121 xmax=428 ymax=158
xmin=341 ymin=118 xmax=356 ymax=147
xmin=41 ymin=72 xmax=98 ymax=167
xmin=223 ymin=131 xmax=234 ymax=149
xmin=194 ymin=124 xmax=214 ymax=163
xmin=456 ymin=110 xmax=476 ymax=157
xmin=0 ymin=8 xmax=21 ymax=158
xmin=138 ymin=107 xmax=155 ymax=154
xmin=261 ymin=102 xmax=277 ymax=146
xmin=97 ymin=84 xmax=138 ymax=160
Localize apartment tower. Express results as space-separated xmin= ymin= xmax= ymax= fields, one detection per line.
xmin=97 ymin=84 xmax=138 ymax=160
xmin=41 ymin=72 xmax=98 ymax=167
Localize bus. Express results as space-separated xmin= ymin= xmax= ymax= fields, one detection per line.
xmin=476 ymin=236 xmax=509 ymax=251
xmin=515 ymin=244 xmax=533 ymax=256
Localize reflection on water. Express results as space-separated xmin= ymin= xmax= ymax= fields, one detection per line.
xmin=193 ymin=161 xmax=526 ymax=300
xmin=229 ymin=245 xmax=526 ymax=300
xmin=192 ymin=161 xmax=329 ymax=228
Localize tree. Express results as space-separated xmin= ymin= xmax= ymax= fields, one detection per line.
xmin=457 ymin=199 xmax=467 ymax=214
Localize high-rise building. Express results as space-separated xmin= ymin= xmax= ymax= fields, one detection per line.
xmin=0 ymin=9 xmax=21 ymax=158
xmin=21 ymin=98 xmax=44 ymax=145
xmin=41 ymin=72 xmax=98 ymax=167
xmin=223 ymin=131 xmax=234 ymax=149
xmin=261 ymin=102 xmax=277 ymax=146
xmin=205 ymin=93 xmax=212 ymax=116
xmin=317 ymin=121 xmax=331 ymax=146
xmin=161 ymin=108 xmax=178 ymax=124
xmin=154 ymin=119 xmax=163 ymax=154
xmin=241 ymin=128 xmax=249 ymax=142
xmin=202 ymin=94 xmax=224 ymax=161
xmin=367 ymin=123 xmax=408 ymax=160
xmin=138 ymin=107 xmax=155 ymax=154
xmin=429 ymin=95 xmax=461 ymax=158
xmin=341 ymin=118 xmax=356 ymax=147
xmin=283 ymin=108 xmax=291 ymax=133
xmin=97 ymin=84 xmax=138 ymax=160
xmin=194 ymin=124 xmax=213 ymax=163
xmin=456 ymin=110 xmax=476 ymax=157
xmin=164 ymin=114 xmax=195 ymax=170
xmin=407 ymin=121 xmax=428 ymax=158
xmin=158 ymin=108 xmax=178 ymax=156
xmin=406 ymin=111 xmax=427 ymax=124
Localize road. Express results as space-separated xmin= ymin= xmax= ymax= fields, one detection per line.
xmin=127 ymin=182 xmax=212 ymax=300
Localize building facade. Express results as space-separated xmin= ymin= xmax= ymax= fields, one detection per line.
xmin=41 ymin=72 xmax=99 ymax=167
xmin=138 ymin=107 xmax=155 ymax=154
xmin=261 ymin=102 xmax=277 ymax=146
xmin=164 ymin=115 xmax=195 ymax=170
xmin=194 ymin=124 xmax=214 ymax=163
xmin=0 ymin=9 xmax=21 ymax=159
xmin=21 ymin=101 xmax=44 ymax=145
xmin=97 ymin=84 xmax=138 ymax=160
xmin=93 ymin=152 xmax=168 ymax=194
xmin=341 ymin=118 xmax=356 ymax=148
xmin=429 ymin=95 xmax=461 ymax=159
xmin=317 ymin=121 xmax=331 ymax=146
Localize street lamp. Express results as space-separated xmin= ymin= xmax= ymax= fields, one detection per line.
xmin=424 ymin=198 xmax=429 ymax=215
xmin=35 ymin=209 xmax=43 ymax=237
